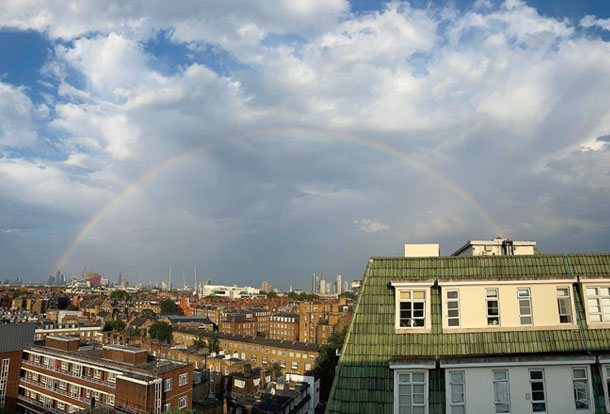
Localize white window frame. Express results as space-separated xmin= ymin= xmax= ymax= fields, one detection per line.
xmin=164 ymin=378 xmax=172 ymax=391
xmin=396 ymin=289 xmax=427 ymax=329
xmin=164 ymin=403 xmax=171 ymax=411
xmin=291 ymin=361 xmax=298 ymax=370
xmin=518 ymin=288 xmax=533 ymax=325
xmin=446 ymin=290 xmax=460 ymax=328
xmin=493 ymin=369 xmax=510 ymax=414
xmin=394 ymin=370 xmax=428 ymax=414
xmin=178 ymin=395 xmax=187 ymax=409
xmin=447 ymin=370 xmax=465 ymax=414
xmin=586 ymin=287 xmax=610 ymax=323
xmin=179 ymin=373 xmax=188 ymax=387
xmin=486 ymin=289 xmax=500 ymax=326
xmin=572 ymin=367 xmax=590 ymax=411
xmin=107 ymin=394 xmax=115 ymax=406
xmin=557 ymin=287 xmax=573 ymax=324
xmin=529 ymin=369 xmax=546 ymax=413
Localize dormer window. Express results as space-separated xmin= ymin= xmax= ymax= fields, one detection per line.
xmin=398 ymin=290 xmax=426 ymax=328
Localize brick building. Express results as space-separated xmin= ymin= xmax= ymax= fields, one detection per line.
xmin=0 ymin=323 xmax=36 ymax=410
xmin=219 ymin=313 xmax=257 ymax=338
xmin=18 ymin=336 xmax=192 ymax=414
xmin=174 ymin=328 xmax=320 ymax=376
xmin=269 ymin=312 xmax=299 ymax=342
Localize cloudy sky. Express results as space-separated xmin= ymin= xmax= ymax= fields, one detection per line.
xmin=1 ymin=0 xmax=609 ymax=288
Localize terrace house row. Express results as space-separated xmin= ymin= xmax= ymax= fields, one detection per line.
xmin=328 ymin=247 xmax=610 ymax=414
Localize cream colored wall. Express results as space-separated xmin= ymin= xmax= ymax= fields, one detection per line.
xmin=443 ymin=283 xmax=576 ymax=330
xmin=580 ymin=282 xmax=610 ymax=328
xmin=453 ymin=365 xmax=594 ymax=414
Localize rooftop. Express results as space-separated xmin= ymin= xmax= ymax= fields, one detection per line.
xmin=328 ymin=253 xmax=610 ymax=413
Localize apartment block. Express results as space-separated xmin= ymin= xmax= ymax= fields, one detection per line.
xmin=269 ymin=312 xmax=299 ymax=342
xmin=18 ymin=336 xmax=192 ymax=414
xmin=0 ymin=323 xmax=36 ymax=410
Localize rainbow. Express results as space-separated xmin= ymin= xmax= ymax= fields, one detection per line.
xmin=53 ymin=128 xmax=505 ymax=274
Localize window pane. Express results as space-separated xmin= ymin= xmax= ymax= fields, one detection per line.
xmin=448 ymin=309 xmax=459 ymax=317
xmin=413 ymin=291 xmax=425 ymax=300
xmin=601 ymin=288 xmax=610 ymax=296
xmin=399 ymin=406 xmax=412 ymax=414
xmin=450 ymin=372 xmax=464 ymax=382
xmin=447 ymin=302 xmax=458 ymax=309
xmin=451 ymin=406 xmax=465 ymax=414
xmin=400 ymin=291 xmax=411 ymax=300
xmin=496 ymin=403 xmax=509 ymax=413
xmin=520 ymin=316 xmax=532 ymax=324
xmin=487 ymin=289 xmax=498 ymax=298
xmin=518 ymin=288 xmax=530 ymax=297
xmin=399 ymin=373 xmax=411 ymax=383
xmin=530 ymin=370 xmax=543 ymax=380
xmin=412 ymin=373 xmax=425 ymax=383
xmin=587 ymin=288 xmax=598 ymax=296
xmin=447 ymin=291 xmax=458 ymax=299
xmin=532 ymin=402 xmax=546 ymax=412
xmin=494 ymin=371 xmax=508 ymax=381
xmin=448 ymin=319 xmax=459 ymax=326
xmin=557 ymin=288 xmax=569 ymax=297
xmin=399 ymin=394 xmax=412 ymax=405
xmin=573 ymin=368 xmax=586 ymax=379
xmin=399 ymin=385 xmax=411 ymax=395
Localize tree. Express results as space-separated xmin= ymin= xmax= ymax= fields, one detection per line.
xmin=256 ymin=331 xmax=267 ymax=338
xmin=111 ymin=290 xmax=130 ymax=300
xmin=130 ymin=327 xmax=141 ymax=337
xmin=287 ymin=292 xmax=319 ymax=301
xmin=193 ymin=333 xmax=207 ymax=350
xmin=270 ymin=362 xmax=283 ymax=378
xmin=103 ymin=319 xmax=126 ymax=332
xmin=160 ymin=299 xmax=181 ymax=314
xmin=266 ymin=291 xmax=278 ymax=298
xmin=142 ymin=308 xmax=156 ymax=316
xmin=207 ymin=332 xmax=220 ymax=353
xmin=65 ymin=304 xmax=79 ymax=311
xmin=149 ymin=321 xmax=172 ymax=343
xmin=338 ymin=291 xmax=356 ymax=300
xmin=313 ymin=326 xmax=348 ymax=402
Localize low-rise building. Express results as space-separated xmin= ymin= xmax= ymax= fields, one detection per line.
xmin=18 ymin=337 xmax=192 ymax=414
xmin=174 ymin=328 xmax=319 ymax=375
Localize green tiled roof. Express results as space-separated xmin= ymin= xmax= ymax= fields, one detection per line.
xmin=327 ymin=254 xmax=610 ymax=414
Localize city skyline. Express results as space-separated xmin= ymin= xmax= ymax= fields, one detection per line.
xmin=1 ymin=0 xmax=610 ymax=286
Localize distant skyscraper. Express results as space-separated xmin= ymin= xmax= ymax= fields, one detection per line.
xmin=118 ymin=272 xmax=122 ymax=285
xmin=343 ymin=280 xmax=349 ymax=293
xmin=204 ymin=279 xmax=212 ymax=286
xmin=312 ymin=273 xmax=316 ymax=293
xmin=336 ymin=274 xmax=342 ymax=295
xmin=262 ymin=281 xmax=272 ymax=292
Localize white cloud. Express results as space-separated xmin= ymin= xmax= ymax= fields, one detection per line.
xmin=353 ymin=218 xmax=389 ymax=233
xmin=580 ymin=15 xmax=610 ymax=32
xmin=0 ymin=82 xmax=44 ymax=148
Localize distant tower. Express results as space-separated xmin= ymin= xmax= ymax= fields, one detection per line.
xmin=262 ymin=281 xmax=272 ymax=292
xmin=312 ymin=273 xmax=316 ymax=293
xmin=336 ymin=274 xmax=342 ymax=295
xmin=343 ymin=280 xmax=348 ymax=293
xmin=118 ymin=272 xmax=122 ymax=286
